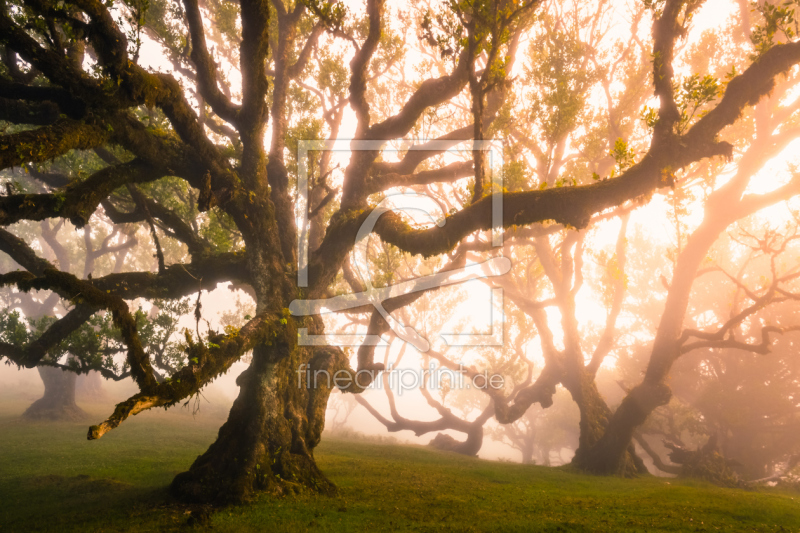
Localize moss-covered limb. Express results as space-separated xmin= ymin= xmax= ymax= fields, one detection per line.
xmin=0 ymin=227 xmax=55 ymax=275
xmin=86 ymin=395 xmax=159 ymax=439
xmin=650 ymin=0 xmax=689 ymax=140
xmin=68 ymin=0 xmax=129 ymax=75
xmin=123 ymin=70 xmax=234 ymax=181
xmin=105 ymin=112 xmax=205 ymax=180
xmin=346 ymin=0 xmax=383 ymax=139
xmin=88 ymin=312 xmax=290 ymax=440
xmin=0 ymin=10 xmax=99 ymax=100
xmin=107 ymin=111 xmax=242 ymax=212
xmin=63 ymin=259 xmax=247 ymax=303
xmin=0 ymin=96 xmax=60 ymax=125
xmin=342 ymin=52 xmax=472 ymax=209
xmin=237 ymin=0 xmax=270 ymax=191
xmin=104 ymin=195 xmax=210 ymax=257
xmin=366 ymin=161 xmax=474 ymax=195
xmin=365 ymin=39 xmax=468 ymax=143
xmin=370 ymin=82 xmax=510 ymax=178
xmin=310 ymin=160 xmax=664 ymax=292
xmin=309 ymin=172 xmax=648 ymax=292
xmin=0 ymin=270 xmax=37 ymax=288
xmin=374 ymin=162 xmax=667 ymax=257
xmin=238 ymin=0 xmax=269 ymax=120
xmin=0 ymin=118 xmax=109 ymax=171
xmin=683 ymin=40 xmax=800 ymax=149
xmin=314 ymin=36 xmax=799 ymax=289
xmin=182 ymin=0 xmax=241 ymax=125
xmin=0 ymin=304 xmax=97 ymax=368
xmin=1 ymin=5 xmax=240 ymax=211
xmin=1 ymin=224 xmax=245 ymax=300
xmin=14 ymin=268 xmax=157 ymax=390
xmin=113 ymin=67 xmax=244 ymax=214
xmin=0 ymin=78 xmax=86 ymax=119
xmin=2 ymin=0 xmax=251 ymax=251
xmin=0 ymin=159 xmax=163 ymax=227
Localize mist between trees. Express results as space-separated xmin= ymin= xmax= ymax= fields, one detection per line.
xmin=3 ymin=0 xmax=800 ymax=507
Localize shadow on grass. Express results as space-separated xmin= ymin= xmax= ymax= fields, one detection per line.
xmin=0 ymin=474 xmax=199 ymax=532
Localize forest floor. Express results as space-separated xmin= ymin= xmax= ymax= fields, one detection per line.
xmin=1 ymin=400 xmax=799 ymax=532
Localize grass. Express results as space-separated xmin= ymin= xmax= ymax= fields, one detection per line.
xmin=0 ymin=402 xmax=799 ymax=532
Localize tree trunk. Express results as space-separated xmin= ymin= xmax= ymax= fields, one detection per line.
xmin=572 ymin=379 xmax=671 ymax=475
xmin=170 ymin=338 xmax=344 ymax=504
xmin=568 ymin=371 xmax=647 ymax=476
xmin=521 ymin=439 xmax=535 ymax=465
xmin=538 ymin=446 xmax=551 ymax=466
xmin=22 ymin=366 xmax=89 ymax=421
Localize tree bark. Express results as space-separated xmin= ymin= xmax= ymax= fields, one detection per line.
xmin=568 ymin=370 xmax=648 ymax=476
xmin=170 ymin=337 xmax=344 ymax=504
xmin=22 ymin=366 xmax=89 ymax=421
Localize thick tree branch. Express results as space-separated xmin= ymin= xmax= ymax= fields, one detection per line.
xmin=0 ymin=119 xmax=109 ymax=171
xmin=0 ymin=304 xmax=97 ymax=368
xmin=0 ymin=159 xmax=163 ymax=227
xmin=87 ymin=312 xmax=293 ymax=439
xmin=182 ymin=0 xmax=242 ymax=125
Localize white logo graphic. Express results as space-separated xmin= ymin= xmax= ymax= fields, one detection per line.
xmin=290 ymin=140 xmax=507 ymax=351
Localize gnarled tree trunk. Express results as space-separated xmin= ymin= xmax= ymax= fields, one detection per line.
xmin=23 ymin=366 xmax=89 ymax=421
xmin=569 ymin=371 xmax=647 ymax=476
xmin=170 ymin=334 xmax=345 ymax=504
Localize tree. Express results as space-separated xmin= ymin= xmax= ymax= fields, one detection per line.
xmin=3 ymin=0 xmax=800 ymax=504
xmin=342 ymin=0 xmax=800 ymax=479
xmin=626 ymin=217 xmax=800 ymax=481
xmin=0 ymin=159 xmax=139 ymax=419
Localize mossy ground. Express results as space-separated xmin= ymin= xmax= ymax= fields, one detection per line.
xmin=0 ymin=399 xmax=799 ymax=532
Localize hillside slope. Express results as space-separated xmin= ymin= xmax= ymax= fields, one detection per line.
xmin=0 ymin=407 xmax=798 ymax=532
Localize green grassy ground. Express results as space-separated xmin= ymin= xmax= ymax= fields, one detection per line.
xmin=0 ymin=403 xmax=799 ymax=532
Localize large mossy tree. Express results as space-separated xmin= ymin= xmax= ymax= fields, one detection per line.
xmin=3 ymin=0 xmax=800 ymax=504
